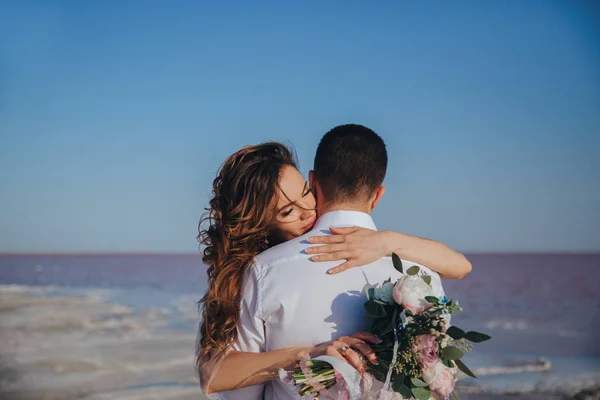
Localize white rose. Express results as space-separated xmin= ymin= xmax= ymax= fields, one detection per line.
xmin=421 ymin=360 xmax=457 ymax=399
xmin=392 ymin=275 xmax=434 ymax=313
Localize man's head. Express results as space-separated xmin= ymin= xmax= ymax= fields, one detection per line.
xmin=309 ymin=124 xmax=387 ymax=214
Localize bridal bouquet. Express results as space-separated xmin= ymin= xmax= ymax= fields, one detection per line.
xmin=283 ymin=254 xmax=491 ymax=400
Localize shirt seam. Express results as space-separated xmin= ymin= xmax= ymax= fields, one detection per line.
xmin=252 ymin=259 xmax=267 ymax=320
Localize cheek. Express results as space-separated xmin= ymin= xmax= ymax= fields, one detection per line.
xmin=271 ymin=220 xmax=303 ymax=241
xmin=306 ymin=193 xmax=317 ymax=209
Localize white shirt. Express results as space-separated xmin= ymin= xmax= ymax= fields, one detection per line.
xmin=219 ymin=210 xmax=445 ymax=400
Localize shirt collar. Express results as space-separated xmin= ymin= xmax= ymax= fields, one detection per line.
xmin=312 ymin=210 xmax=378 ymax=233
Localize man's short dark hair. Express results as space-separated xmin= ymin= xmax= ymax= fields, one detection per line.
xmin=313 ymin=124 xmax=387 ymax=202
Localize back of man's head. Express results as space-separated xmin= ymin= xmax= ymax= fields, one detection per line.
xmin=313 ymin=124 xmax=387 ymax=205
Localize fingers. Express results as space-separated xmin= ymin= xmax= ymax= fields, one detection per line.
xmin=307 ymin=235 xmax=345 ymax=245
xmin=306 ymin=244 xmax=341 ymax=254
xmin=306 ymin=226 xmax=360 ymax=244
xmin=310 ymin=251 xmax=352 ymax=263
xmin=327 ymin=261 xmax=354 ymax=275
xmin=350 ymin=341 xmax=378 ymax=366
xmin=344 ymin=337 xmax=379 ymax=366
xmin=339 ymin=347 xmax=366 ymax=373
xmin=325 ymin=345 xmax=347 ymax=363
xmin=349 ymin=331 xmax=383 ymax=345
xmin=332 ymin=337 xmax=379 ymax=367
xmin=327 ymin=340 xmax=365 ymax=373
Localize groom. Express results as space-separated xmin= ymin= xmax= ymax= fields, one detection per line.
xmin=228 ymin=124 xmax=445 ymax=399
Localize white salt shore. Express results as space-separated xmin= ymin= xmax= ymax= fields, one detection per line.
xmin=1 ymin=285 xmax=597 ymax=400
xmin=0 ymin=285 xmax=209 ymax=400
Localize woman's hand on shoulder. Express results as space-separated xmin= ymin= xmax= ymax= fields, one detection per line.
xmin=305 ymin=227 xmax=391 ymax=274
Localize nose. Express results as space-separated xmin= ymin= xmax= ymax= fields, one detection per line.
xmin=299 ymin=208 xmax=314 ymax=221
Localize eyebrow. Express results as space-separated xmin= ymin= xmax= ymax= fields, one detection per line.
xmin=277 ymin=181 xmax=308 ymax=213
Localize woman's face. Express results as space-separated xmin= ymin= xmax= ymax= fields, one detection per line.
xmin=271 ymin=165 xmax=317 ymax=241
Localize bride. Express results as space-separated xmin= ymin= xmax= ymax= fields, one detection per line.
xmin=196 ymin=142 xmax=471 ymax=395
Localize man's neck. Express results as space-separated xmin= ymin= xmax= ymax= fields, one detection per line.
xmin=318 ymin=202 xmax=371 ymax=217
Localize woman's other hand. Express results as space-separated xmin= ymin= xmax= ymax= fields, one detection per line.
xmin=310 ymin=331 xmax=381 ymax=374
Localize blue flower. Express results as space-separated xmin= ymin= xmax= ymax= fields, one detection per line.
xmin=439 ymin=296 xmax=449 ymax=305
xmin=398 ymin=309 xmax=412 ymax=331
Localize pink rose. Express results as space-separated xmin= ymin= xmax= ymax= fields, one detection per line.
xmin=392 ymin=276 xmax=434 ymax=314
xmin=414 ymin=334 xmax=439 ymax=368
xmin=421 ymin=361 xmax=457 ymax=399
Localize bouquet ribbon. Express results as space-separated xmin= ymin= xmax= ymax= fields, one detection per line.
xmin=313 ymin=355 xmax=362 ymax=400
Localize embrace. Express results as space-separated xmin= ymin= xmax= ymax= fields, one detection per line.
xmin=196 ymin=124 xmax=472 ymax=399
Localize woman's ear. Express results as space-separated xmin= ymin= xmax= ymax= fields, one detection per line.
xmin=369 ymin=186 xmax=386 ymax=211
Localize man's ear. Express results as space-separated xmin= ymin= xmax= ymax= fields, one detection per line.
xmin=308 ymin=170 xmax=315 ymax=192
xmin=369 ymin=186 xmax=386 ymax=211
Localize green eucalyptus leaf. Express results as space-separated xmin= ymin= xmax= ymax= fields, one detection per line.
xmin=392 ymin=381 xmax=412 ymax=399
xmin=455 ymin=358 xmax=477 ymax=378
xmin=443 ymin=359 xmax=454 ymax=368
xmin=381 ymin=318 xmax=396 ymax=336
xmin=446 ymin=326 xmax=466 ymax=340
xmin=411 ymin=386 xmax=431 ymax=400
xmin=376 ymin=304 xmax=388 ymax=318
xmin=425 ymin=296 xmax=439 ymax=305
xmin=368 ymin=287 xmax=375 ymax=301
xmin=422 ymin=275 xmax=432 ymax=285
xmin=410 ymin=378 xmax=428 ymax=387
xmin=392 ymin=253 xmax=403 ymax=274
xmin=364 ymin=301 xmax=380 ymax=317
xmin=407 ymin=266 xmax=420 ymax=276
xmin=441 ymin=346 xmax=464 ymax=360
xmin=465 ymin=331 xmax=492 ymax=343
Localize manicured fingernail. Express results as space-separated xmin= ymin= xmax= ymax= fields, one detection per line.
xmin=376 ymin=337 xmax=383 ymax=343
xmin=372 ymin=359 xmax=379 ymax=365
xmin=307 ymin=237 xmax=316 ymax=243
xmin=327 ymin=268 xmax=337 ymax=274
xmin=305 ymin=247 xmax=313 ymax=254
xmin=311 ymin=256 xmax=320 ymax=262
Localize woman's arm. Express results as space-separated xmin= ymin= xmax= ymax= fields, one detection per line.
xmin=306 ymin=227 xmax=472 ymax=279
xmin=201 ymin=347 xmax=308 ymax=394
xmin=201 ymin=332 xmax=380 ymax=394
xmin=379 ymin=230 xmax=471 ymax=279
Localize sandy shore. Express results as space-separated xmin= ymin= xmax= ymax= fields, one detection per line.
xmin=0 ymin=286 xmax=596 ymax=400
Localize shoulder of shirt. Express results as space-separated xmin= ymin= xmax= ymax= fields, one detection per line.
xmin=251 ymin=233 xmax=311 ymax=271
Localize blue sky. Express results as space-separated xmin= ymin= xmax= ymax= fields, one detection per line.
xmin=1 ymin=1 xmax=598 ymax=253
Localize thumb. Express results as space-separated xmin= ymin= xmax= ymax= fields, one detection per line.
xmin=329 ymin=226 xmax=359 ymax=235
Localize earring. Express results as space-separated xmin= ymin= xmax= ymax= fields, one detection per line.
xmin=262 ymin=233 xmax=269 ymax=250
